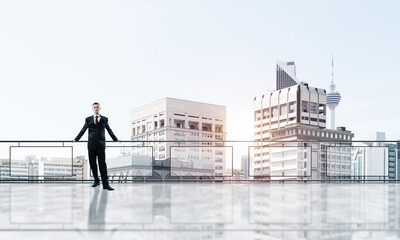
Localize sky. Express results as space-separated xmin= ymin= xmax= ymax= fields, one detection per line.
xmin=1 ymin=0 xmax=400 ymax=148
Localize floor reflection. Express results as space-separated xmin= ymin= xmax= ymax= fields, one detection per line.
xmin=0 ymin=183 xmax=399 ymax=239
xmin=88 ymin=189 xmax=108 ymax=227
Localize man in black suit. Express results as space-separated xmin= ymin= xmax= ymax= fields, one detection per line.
xmin=73 ymin=102 xmax=120 ymax=191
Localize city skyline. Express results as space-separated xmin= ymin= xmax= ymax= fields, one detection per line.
xmin=1 ymin=0 xmax=399 ymax=143
xmin=1 ymin=1 xmax=400 ymax=239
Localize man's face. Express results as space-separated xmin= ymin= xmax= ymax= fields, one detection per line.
xmin=92 ymin=104 xmax=101 ymax=115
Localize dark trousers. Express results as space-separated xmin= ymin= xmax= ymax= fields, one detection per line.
xmin=88 ymin=147 xmax=109 ymax=186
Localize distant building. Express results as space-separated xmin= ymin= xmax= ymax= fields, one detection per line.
xmin=373 ymin=132 xmax=397 ymax=180
xmin=352 ymin=132 xmax=398 ymax=180
xmin=224 ymin=169 xmax=245 ymax=180
xmin=253 ymin=61 xmax=354 ymax=180
xmin=241 ymin=154 xmax=253 ymax=179
xmin=276 ymin=61 xmax=298 ymax=90
xmin=40 ymin=156 xmax=87 ymax=181
xmin=0 ymin=155 xmax=87 ymax=181
xmin=108 ymin=97 xmax=227 ymax=181
xmin=0 ymin=159 xmax=28 ymax=179
xmin=241 ymin=155 xmax=248 ymax=179
xmin=397 ymin=141 xmax=400 ymax=179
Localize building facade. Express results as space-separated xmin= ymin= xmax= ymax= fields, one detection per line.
xmin=0 ymin=155 xmax=87 ymax=181
xmin=109 ymin=97 xmax=227 ymax=180
xmin=352 ymin=132 xmax=398 ymax=181
xmin=276 ymin=61 xmax=298 ymax=90
xmin=253 ymin=61 xmax=353 ymax=180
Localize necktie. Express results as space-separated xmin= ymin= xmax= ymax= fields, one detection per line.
xmin=95 ymin=116 xmax=98 ymax=125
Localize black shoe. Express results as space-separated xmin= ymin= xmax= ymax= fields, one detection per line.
xmin=92 ymin=182 xmax=100 ymax=187
xmin=103 ymin=185 xmax=114 ymax=191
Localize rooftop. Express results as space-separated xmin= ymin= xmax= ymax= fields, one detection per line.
xmin=0 ymin=183 xmax=399 ymax=239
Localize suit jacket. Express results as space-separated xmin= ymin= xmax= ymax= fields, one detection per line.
xmin=74 ymin=115 xmax=118 ymax=150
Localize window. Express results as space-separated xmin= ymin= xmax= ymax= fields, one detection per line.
xmin=272 ymin=106 xmax=278 ymax=117
xmin=319 ymin=104 xmax=326 ymax=115
xmin=215 ymin=125 xmax=223 ymax=133
xmin=302 ymin=101 xmax=308 ymax=113
xmin=280 ymin=104 xmax=287 ymax=116
xmin=255 ymin=110 xmax=261 ymax=121
xmin=310 ymin=102 xmax=317 ymax=114
xmin=174 ymin=131 xmax=185 ymax=136
xmin=263 ymin=108 xmax=270 ymax=119
xmin=289 ymin=101 xmax=296 ymax=113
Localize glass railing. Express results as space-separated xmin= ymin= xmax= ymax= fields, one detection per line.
xmin=0 ymin=140 xmax=398 ymax=182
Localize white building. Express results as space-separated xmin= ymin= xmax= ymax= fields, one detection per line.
xmin=253 ymin=61 xmax=353 ymax=180
xmin=130 ymin=97 xmax=227 ymax=179
xmin=0 ymin=155 xmax=87 ymax=181
xmin=352 ymin=132 xmax=397 ymax=181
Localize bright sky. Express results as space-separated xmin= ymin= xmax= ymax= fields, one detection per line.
xmin=1 ymin=0 xmax=399 ymax=147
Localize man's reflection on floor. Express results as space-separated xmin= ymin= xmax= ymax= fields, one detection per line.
xmin=88 ymin=188 xmax=108 ymax=234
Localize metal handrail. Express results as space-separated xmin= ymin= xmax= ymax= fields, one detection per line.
xmin=0 ymin=139 xmax=398 ymax=183
xmin=0 ymin=140 xmax=398 ymax=143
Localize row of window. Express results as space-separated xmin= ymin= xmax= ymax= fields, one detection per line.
xmin=255 ymin=101 xmax=326 ymax=121
xmin=269 ymin=128 xmax=351 ymax=140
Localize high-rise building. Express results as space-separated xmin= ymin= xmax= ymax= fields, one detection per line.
xmin=326 ymin=56 xmax=341 ymax=130
xmin=276 ymin=61 xmax=298 ymax=90
xmin=352 ymin=132 xmax=398 ymax=180
xmin=351 ymin=143 xmax=388 ymax=181
xmin=130 ymin=97 xmax=227 ymax=179
xmin=253 ymin=61 xmax=354 ymax=180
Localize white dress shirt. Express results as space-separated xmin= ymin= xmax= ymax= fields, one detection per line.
xmin=93 ymin=114 xmax=101 ymax=124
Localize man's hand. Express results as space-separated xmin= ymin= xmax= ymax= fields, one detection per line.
xmin=72 ymin=140 xmax=75 ymax=143
xmin=118 ymin=140 xmax=121 ymax=143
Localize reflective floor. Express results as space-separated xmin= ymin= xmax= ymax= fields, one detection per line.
xmin=0 ymin=183 xmax=400 ymax=239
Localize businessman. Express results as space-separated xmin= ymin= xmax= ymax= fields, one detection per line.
xmin=73 ymin=102 xmax=120 ymax=190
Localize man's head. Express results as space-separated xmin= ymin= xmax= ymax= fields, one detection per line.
xmin=92 ymin=102 xmax=101 ymax=115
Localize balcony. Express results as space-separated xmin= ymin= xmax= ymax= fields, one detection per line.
xmin=0 ymin=139 xmax=396 ymax=182
xmin=1 ymin=182 xmax=399 ymax=239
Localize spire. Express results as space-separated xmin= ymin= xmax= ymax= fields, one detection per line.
xmin=326 ymin=54 xmax=341 ymax=130
xmin=330 ymin=54 xmax=335 ymax=92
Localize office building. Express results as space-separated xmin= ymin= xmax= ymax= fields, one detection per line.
xmin=130 ymin=97 xmax=227 ymax=179
xmin=276 ymin=60 xmax=298 ymax=90
xmin=253 ymin=61 xmax=353 ymax=180
xmin=352 ymin=132 xmax=397 ymax=180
